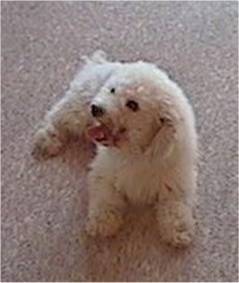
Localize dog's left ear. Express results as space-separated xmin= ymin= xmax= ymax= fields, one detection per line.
xmin=145 ymin=105 xmax=179 ymax=160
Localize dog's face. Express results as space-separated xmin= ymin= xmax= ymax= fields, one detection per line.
xmin=87 ymin=62 xmax=175 ymax=155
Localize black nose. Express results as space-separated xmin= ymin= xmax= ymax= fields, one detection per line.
xmin=91 ymin=104 xmax=104 ymax=117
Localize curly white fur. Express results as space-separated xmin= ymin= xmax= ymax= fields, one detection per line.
xmin=33 ymin=50 xmax=198 ymax=247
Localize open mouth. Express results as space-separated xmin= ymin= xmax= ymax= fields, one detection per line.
xmin=87 ymin=123 xmax=126 ymax=146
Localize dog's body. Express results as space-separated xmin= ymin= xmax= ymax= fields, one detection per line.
xmin=33 ymin=51 xmax=197 ymax=247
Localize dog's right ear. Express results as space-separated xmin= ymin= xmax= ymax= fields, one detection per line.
xmin=91 ymin=50 xmax=107 ymax=63
xmin=82 ymin=50 xmax=107 ymax=65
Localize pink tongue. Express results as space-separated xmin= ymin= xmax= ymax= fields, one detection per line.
xmin=87 ymin=125 xmax=112 ymax=142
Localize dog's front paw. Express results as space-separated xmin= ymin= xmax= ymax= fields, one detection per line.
xmin=86 ymin=210 xmax=123 ymax=237
xmin=165 ymin=224 xmax=194 ymax=248
xmin=32 ymin=127 xmax=63 ymax=160
xmin=157 ymin=201 xmax=195 ymax=248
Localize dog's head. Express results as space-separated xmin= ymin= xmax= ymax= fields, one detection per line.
xmin=87 ymin=61 xmax=184 ymax=156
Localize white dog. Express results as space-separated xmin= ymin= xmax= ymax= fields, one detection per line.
xmin=33 ymin=51 xmax=197 ymax=247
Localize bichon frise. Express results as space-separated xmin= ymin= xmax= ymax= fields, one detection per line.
xmin=33 ymin=50 xmax=197 ymax=247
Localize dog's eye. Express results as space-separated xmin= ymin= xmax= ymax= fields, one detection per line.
xmin=126 ymin=100 xmax=139 ymax=112
xmin=110 ymin=88 xmax=115 ymax=94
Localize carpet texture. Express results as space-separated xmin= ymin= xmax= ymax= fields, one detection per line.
xmin=2 ymin=2 xmax=238 ymax=282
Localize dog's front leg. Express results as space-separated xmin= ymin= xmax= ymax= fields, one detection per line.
xmin=86 ymin=171 xmax=125 ymax=237
xmin=156 ymin=195 xmax=195 ymax=248
xmin=156 ymin=168 xmax=197 ymax=247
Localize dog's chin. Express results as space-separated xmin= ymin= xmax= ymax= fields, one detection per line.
xmin=87 ymin=122 xmax=126 ymax=147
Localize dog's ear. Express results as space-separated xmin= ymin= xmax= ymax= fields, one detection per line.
xmin=145 ymin=105 xmax=179 ymax=160
xmin=90 ymin=50 xmax=107 ymax=63
xmin=82 ymin=50 xmax=107 ymax=65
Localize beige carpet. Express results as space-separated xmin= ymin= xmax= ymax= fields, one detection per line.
xmin=2 ymin=1 xmax=238 ymax=282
